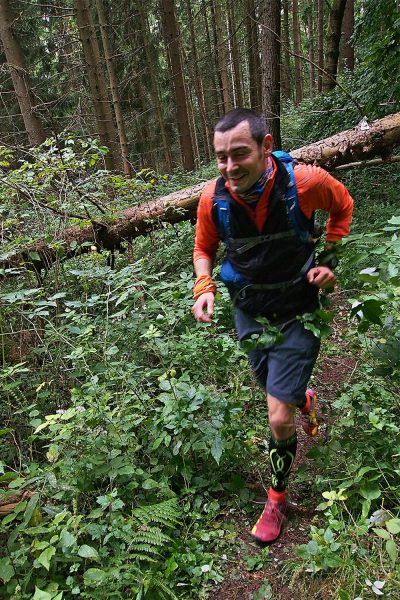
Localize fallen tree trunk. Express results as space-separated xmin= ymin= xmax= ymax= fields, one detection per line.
xmin=1 ymin=181 xmax=207 ymax=274
xmin=291 ymin=112 xmax=400 ymax=167
xmin=2 ymin=112 xmax=400 ymax=275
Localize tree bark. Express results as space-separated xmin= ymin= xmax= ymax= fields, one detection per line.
xmin=213 ymin=0 xmax=232 ymax=113
xmin=317 ymin=0 xmax=324 ymax=92
xmin=5 ymin=112 xmax=400 ymax=275
xmin=245 ymin=0 xmax=262 ymax=111
xmin=228 ymin=0 xmax=244 ymax=108
xmin=341 ymin=0 xmax=355 ymax=71
xmin=138 ymin=3 xmax=173 ymax=172
xmin=323 ymin=0 xmax=347 ymax=91
xmin=202 ymin=0 xmax=223 ymax=119
xmin=74 ymin=0 xmax=121 ymax=171
xmin=184 ymin=0 xmax=212 ymax=161
xmin=307 ymin=7 xmax=316 ymax=97
xmin=281 ymin=0 xmax=292 ymax=102
xmin=160 ymin=0 xmax=195 ymax=171
xmin=292 ymin=0 xmax=303 ymax=104
xmin=261 ymin=0 xmax=281 ymax=147
xmin=95 ymin=0 xmax=132 ymax=177
xmin=0 ymin=0 xmax=46 ymax=145
xmin=291 ymin=112 xmax=400 ymax=165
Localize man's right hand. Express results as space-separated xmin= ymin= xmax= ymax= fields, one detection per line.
xmin=192 ymin=292 xmax=215 ymax=322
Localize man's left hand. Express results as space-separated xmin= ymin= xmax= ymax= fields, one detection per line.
xmin=307 ymin=266 xmax=336 ymax=289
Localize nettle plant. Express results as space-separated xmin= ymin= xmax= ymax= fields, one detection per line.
xmin=0 ymin=244 xmax=255 ymax=598
xmin=348 ymin=215 xmax=400 ymax=378
xmin=294 ymin=215 xmax=400 ymax=592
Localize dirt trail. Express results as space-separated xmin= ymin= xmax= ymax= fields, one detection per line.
xmin=211 ymin=294 xmax=357 ymax=600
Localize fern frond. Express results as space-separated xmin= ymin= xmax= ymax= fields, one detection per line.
xmin=132 ymin=527 xmax=171 ymax=546
xmin=129 ymin=543 xmax=161 ymax=556
xmin=128 ymin=552 xmax=157 ymax=563
xmin=143 ymin=576 xmax=180 ymax=600
xmin=133 ymin=498 xmax=180 ymax=528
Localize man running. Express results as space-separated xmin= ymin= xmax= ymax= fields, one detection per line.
xmin=192 ymin=108 xmax=353 ymax=543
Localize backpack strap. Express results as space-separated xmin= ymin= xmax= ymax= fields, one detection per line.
xmin=212 ymin=176 xmax=231 ymax=244
xmin=272 ymin=151 xmax=315 ymax=244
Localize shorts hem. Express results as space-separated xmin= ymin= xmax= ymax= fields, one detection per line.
xmin=266 ymin=387 xmax=304 ymax=405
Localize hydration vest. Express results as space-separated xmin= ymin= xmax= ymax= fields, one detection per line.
xmin=212 ymin=152 xmax=320 ymax=321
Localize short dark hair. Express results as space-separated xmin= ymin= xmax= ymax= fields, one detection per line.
xmin=214 ymin=108 xmax=268 ymax=145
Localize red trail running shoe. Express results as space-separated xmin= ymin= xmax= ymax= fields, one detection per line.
xmin=251 ymin=488 xmax=287 ymax=544
xmin=300 ymin=388 xmax=318 ymax=437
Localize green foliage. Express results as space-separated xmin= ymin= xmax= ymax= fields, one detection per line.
xmin=0 ymin=149 xmax=256 ymax=597
xmin=291 ymin=165 xmax=400 ymax=598
xmin=282 ymin=1 xmax=400 ymax=148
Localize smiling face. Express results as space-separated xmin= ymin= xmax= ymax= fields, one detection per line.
xmin=214 ymin=120 xmax=272 ymax=194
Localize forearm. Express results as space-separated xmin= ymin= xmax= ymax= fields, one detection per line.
xmin=194 ymin=257 xmax=213 ymax=278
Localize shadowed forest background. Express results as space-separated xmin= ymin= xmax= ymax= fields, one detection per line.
xmin=0 ymin=1 xmax=399 ymax=599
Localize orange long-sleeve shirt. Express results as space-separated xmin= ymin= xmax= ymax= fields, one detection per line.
xmin=193 ymin=162 xmax=353 ymax=264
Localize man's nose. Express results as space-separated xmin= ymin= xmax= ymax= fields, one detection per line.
xmin=227 ymin=156 xmax=238 ymax=172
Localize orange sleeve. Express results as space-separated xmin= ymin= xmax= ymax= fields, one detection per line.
xmin=294 ymin=164 xmax=354 ymax=241
xmin=193 ymin=180 xmax=221 ymax=264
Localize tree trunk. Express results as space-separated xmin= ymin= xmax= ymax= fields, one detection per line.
xmin=184 ymin=0 xmax=212 ymax=161
xmin=261 ymin=0 xmax=281 ymax=147
xmin=6 ymin=112 xmax=400 ymax=274
xmin=95 ymin=0 xmax=132 ymax=177
xmin=341 ymin=0 xmax=355 ymax=71
xmin=323 ymin=0 xmax=347 ymax=91
xmin=133 ymin=71 xmax=159 ymax=170
xmin=308 ymin=7 xmax=316 ymax=96
xmin=160 ymin=0 xmax=195 ymax=171
xmin=137 ymin=3 xmax=173 ymax=172
xmin=228 ymin=0 xmax=244 ymax=108
xmin=213 ymin=0 xmax=232 ymax=113
xmin=245 ymin=0 xmax=262 ymax=111
xmin=281 ymin=0 xmax=292 ymax=102
xmin=292 ymin=0 xmax=303 ymax=104
xmin=202 ymin=0 xmax=223 ymax=119
xmin=0 ymin=0 xmax=46 ymax=145
xmin=74 ymin=0 xmax=121 ymax=171
xmin=317 ymin=0 xmax=324 ymax=92
xmin=291 ymin=112 xmax=400 ymax=165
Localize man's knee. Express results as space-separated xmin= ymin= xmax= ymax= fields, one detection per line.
xmin=267 ymin=394 xmax=295 ymax=439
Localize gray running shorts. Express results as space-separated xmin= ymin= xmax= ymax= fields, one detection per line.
xmin=234 ymin=308 xmax=321 ymax=404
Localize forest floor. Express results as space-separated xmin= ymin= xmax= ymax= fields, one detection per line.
xmin=211 ymin=293 xmax=357 ymax=600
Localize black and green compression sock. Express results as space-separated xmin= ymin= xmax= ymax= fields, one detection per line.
xmin=269 ymin=433 xmax=297 ymax=492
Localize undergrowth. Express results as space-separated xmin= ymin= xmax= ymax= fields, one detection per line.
xmin=1 ymin=137 xmax=400 ymax=599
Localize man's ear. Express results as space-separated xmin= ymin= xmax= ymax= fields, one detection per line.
xmin=263 ymin=134 xmax=273 ymax=156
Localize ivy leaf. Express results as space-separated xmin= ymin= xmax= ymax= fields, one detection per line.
xmin=60 ymin=529 xmax=76 ymax=549
xmin=84 ymin=567 xmax=106 ymax=585
xmin=0 ymin=557 xmax=15 ymax=583
xmin=386 ymin=518 xmax=400 ymax=534
xmin=359 ymin=481 xmax=381 ymax=500
xmin=23 ymin=492 xmax=40 ymax=525
xmin=386 ymin=539 xmax=397 ymax=564
xmin=33 ymin=588 xmax=53 ymax=600
xmin=37 ymin=545 xmax=56 ymax=570
xmin=78 ymin=545 xmax=99 ymax=560
xmin=372 ymin=527 xmax=390 ymax=540
xmin=211 ymin=435 xmax=223 ymax=465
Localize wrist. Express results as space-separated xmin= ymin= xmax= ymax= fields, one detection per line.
xmin=317 ymin=240 xmax=342 ymax=270
xmin=193 ymin=274 xmax=216 ymax=299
